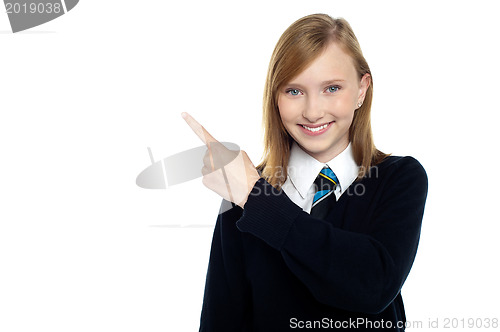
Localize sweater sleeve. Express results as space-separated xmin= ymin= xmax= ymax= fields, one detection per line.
xmin=236 ymin=157 xmax=428 ymax=314
xmin=199 ymin=200 xmax=252 ymax=332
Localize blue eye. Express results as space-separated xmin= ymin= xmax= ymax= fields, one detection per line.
xmin=327 ymin=86 xmax=340 ymax=93
xmin=286 ymin=89 xmax=301 ymax=96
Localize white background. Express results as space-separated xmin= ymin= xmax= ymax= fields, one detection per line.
xmin=1 ymin=1 xmax=499 ymax=331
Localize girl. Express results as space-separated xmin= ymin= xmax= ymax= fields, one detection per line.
xmin=183 ymin=13 xmax=428 ymax=331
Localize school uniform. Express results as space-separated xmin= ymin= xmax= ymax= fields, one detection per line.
xmin=199 ymin=141 xmax=428 ymax=331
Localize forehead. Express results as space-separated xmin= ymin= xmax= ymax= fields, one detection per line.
xmin=289 ymin=42 xmax=358 ymax=84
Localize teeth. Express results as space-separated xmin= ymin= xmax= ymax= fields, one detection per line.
xmin=302 ymin=123 xmax=329 ymax=132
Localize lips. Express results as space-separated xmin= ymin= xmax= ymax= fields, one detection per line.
xmin=298 ymin=121 xmax=334 ymax=135
xmin=299 ymin=121 xmax=333 ymax=128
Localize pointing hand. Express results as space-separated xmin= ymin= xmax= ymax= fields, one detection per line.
xmin=181 ymin=112 xmax=261 ymax=209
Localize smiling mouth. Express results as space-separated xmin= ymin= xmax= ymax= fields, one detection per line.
xmin=299 ymin=121 xmax=334 ymax=132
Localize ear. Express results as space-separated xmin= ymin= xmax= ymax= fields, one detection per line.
xmin=357 ymin=73 xmax=371 ymax=104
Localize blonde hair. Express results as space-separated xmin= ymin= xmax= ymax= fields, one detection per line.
xmin=256 ymin=13 xmax=389 ymax=189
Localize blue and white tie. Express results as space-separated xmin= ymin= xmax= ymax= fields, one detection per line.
xmin=310 ymin=166 xmax=339 ymax=219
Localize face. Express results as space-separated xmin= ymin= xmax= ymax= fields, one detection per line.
xmin=277 ymin=42 xmax=370 ymax=162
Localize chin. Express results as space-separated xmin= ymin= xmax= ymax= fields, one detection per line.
xmin=299 ymin=142 xmax=329 ymax=155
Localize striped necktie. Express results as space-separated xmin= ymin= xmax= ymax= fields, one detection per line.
xmin=310 ymin=166 xmax=339 ymax=220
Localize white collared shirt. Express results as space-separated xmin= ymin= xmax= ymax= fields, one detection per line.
xmin=281 ymin=141 xmax=360 ymax=214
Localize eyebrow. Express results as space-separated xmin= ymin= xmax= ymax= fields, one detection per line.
xmin=320 ymin=79 xmax=345 ymax=85
xmin=286 ymin=79 xmax=346 ymax=87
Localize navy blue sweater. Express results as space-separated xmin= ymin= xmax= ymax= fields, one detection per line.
xmin=199 ymin=156 xmax=428 ymax=331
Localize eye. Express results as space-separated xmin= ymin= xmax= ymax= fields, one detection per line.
xmin=285 ymin=88 xmax=301 ymax=96
xmin=326 ymin=86 xmax=340 ymax=93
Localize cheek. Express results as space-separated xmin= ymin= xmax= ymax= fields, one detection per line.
xmin=329 ymin=95 xmax=356 ymax=119
xmin=278 ymin=97 xmax=301 ymax=122
xmin=277 ymin=97 xmax=290 ymax=122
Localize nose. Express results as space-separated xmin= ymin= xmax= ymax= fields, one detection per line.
xmin=302 ymin=95 xmax=325 ymax=123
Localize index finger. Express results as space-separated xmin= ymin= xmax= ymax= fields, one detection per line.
xmin=181 ymin=112 xmax=218 ymax=145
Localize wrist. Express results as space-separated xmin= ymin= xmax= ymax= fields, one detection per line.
xmin=238 ymin=174 xmax=261 ymax=209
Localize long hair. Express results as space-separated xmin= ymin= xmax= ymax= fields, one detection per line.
xmin=256 ymin=14 xmax=388 ymax=189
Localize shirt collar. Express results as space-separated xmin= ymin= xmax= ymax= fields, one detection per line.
xmin=287 ymin=141 xmax=359 ymax=199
